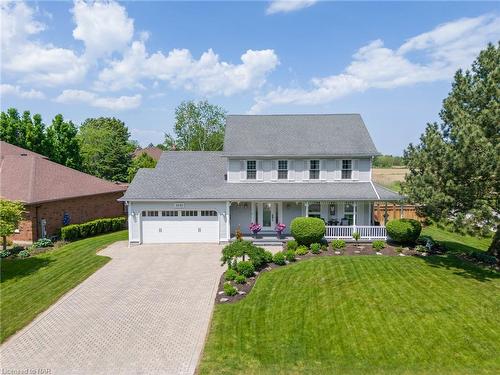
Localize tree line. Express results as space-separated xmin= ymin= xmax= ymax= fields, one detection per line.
xmin=0 ymin=100 xmax=227 ymax=183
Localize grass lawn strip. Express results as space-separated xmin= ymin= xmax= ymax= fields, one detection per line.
xmin=199 ymin=255 xmax=499 ymax=374
xmin=0 ymin=230 xmax=127 ymax=342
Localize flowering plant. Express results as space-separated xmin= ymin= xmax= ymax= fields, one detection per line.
xmin=249 ymin=223 xmax=262 ymax=234
xmin=275 ymin=223 xmax=286 ymax=236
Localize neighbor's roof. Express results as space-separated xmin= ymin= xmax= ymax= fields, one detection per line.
xmin=223 ymin=114 xmax=380 ymax=157
xmin=133 ymin=146 xmax=163 ymax=161
xmin=120 ymin=152 xmax=402 ymax=201
xmin=0 ymin=141 xmax=127 ymax=204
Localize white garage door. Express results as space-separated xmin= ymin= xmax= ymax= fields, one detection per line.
xmin=141 ymin=210 xmax=219 ymax=243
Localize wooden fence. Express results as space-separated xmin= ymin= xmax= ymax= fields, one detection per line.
xmin=373 ymin=203 xmax=424 ymax=224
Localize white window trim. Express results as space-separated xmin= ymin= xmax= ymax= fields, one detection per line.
xmin=277 ymin=159 xmax=288 ymax=180
xmin=246 ymin=160 xmax=257 ymax=180
xmin=309 ymin=159 xmax=320 ymax=180
xmin=341 ymin=159 xmax=353 ymax=180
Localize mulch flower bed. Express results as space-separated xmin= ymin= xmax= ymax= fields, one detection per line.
xmin=216 ymin=242 xmax=437 ymax=304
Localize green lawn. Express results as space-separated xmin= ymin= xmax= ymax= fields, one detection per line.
xmin=0 ymin=230 xmax=127 ymax=342
xmin=422 ymin=224 xmax=492 ymax=254
xmin=200 ymin=256 xmax=500 ymax=374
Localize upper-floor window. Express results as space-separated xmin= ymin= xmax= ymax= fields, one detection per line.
xmin=278 ymin=160 xmax=288 ymax=180
xmin=247 ymin=160 xmax=256 ymax=180
xmin=342 ymin=160 xmax=352 ymax=179
xmin=309 ymin=160 xmax=320 ymax=179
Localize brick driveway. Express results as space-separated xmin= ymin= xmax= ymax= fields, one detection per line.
xmin=0 ymin=242 xmax=224 ymax=375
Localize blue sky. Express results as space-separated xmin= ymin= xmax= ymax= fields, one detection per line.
xmin=1 ymin=1 xmax=499 ymax=154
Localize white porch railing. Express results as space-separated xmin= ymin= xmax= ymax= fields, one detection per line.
xmin=325 ymin=225 xmax=387 ymax=240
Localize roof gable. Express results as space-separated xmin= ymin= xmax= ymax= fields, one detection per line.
xmin=223 ymin=114 xmax=380 ymax=157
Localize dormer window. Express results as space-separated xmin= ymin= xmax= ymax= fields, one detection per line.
xmin=247 ymin=160 xmax=256 ymax=180
xmin=342 ymin=160 xmax=352 ymax=179
xmin=278 ymin=160 xmax=288 ymax=180
xmin=309 ymin=160 xmax=320 ymax=179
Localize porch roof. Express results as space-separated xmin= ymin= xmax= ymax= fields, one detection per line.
xmin=121 ymin=152 xmax=403 ymax=202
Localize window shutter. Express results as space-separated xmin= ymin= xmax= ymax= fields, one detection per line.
xmin=240 ymin=160 xmax=245 ymax=180
xmin=257 ymin=160 xmax=263 ymax=180
xmin=353 ymin=159 xmax=359 ymax=180
xmin=320 ymin=160 xmax=326 ymax=181
xmin=303 ymin=160 xmax=309 ymax=180
xmin=271 ymin=160 xmax=277 ymax=181
xmin=288 ymin=160 xmax=294 ymax=181
xmin=334 ymin=159 xmax=341 ymax=180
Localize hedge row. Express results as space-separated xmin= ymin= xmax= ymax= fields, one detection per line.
xmin=61 ymin=217 xmax=126 ymax=241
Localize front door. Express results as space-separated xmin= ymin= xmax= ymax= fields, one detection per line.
xmin=262 ymin=203 xmax=276 ymax=230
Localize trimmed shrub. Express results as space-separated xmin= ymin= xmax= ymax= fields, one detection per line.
xmin=224 ymin=269 xmax=238 ymax=281
xmin=290 ymin=217 xmax=325 ymax=246
xmin=0 ymin=250 xmax=11 ymax=258
xmin=221 ymin=240 xmax=253 ymax=268
xmin=415 ymin=245 xmax=427 ymax=253
xmin=331 ymin=239 xmax=346 ymax=249
xmin=285 ymin=250 xmax=296 ymax=262
xmin=273 ymin=252 xmax=286 ymax=265
xmin=60 ymin=217 xmax=126 ymax=241
xmin=247 ymin=246 xmax=270 ymax=268
xmin=237 ymin=261 xmax=255 ymax=278
xmin=17 ymin=250 xmax=30 ymax=258
xmin=235 ymin=274 xmax=246 ymax=284
xmin=386 ymin=219 xmax=422 ymax=244
xmin=310 ymin=243 xmax=321 ymax=254
xmin=372 ymin=240 xmax=386 ymax=250
xmin=287 ymin=240 xmax=298 ymax=251
xmin=33 ymin=238 xmax=53 ymax=248
xmin=9 ymin=245 xmax=24 ymax=254
xmin=223 ymin=282 xmax=238 ymax=296
xmin=295 ymin=245 xmax=308 ymax=256
xmin=321 ymin=244 xmax=328 ymax=252
xmin=263 ymin=250 xmax=273 ymax=264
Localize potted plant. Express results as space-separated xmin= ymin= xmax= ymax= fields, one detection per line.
xmin=275 ymin=223 xmax=286 ymax=238
xmin=249 ymin=223 xmax=262 ymax=237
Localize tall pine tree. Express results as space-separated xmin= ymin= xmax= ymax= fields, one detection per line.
xmin=403 ymin=43 xmax=499 ymax=261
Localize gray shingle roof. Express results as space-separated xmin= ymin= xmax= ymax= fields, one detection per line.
xmin=223 ymin=114 xmax=380 ymax=157
xmin=120 ymin=152 xmax=402 ymax=201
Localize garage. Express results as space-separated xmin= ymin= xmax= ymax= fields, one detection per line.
xmin=140 ymin=209 xmax=220 ymax=243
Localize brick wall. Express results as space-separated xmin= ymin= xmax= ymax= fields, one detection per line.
xmin=10 ymin=191 xmax=126 ymax=243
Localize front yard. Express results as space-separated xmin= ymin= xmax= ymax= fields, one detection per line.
xmin=200 ymin=254 xmax=500 ymax=374
xmin=0 ymin=230 xmax=128 ymax=342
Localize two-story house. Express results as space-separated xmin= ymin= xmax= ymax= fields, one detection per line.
xmin=120 ymin=114 xmax=402 ymax=244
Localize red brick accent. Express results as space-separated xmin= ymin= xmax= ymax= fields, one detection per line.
xmin=10 ymin=192 xmax=126 ymax=243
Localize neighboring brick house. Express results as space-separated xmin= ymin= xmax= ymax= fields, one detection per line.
xmin=133 ymin=145 xmax=163 ymax=161
xmin=0 ymin=141 xmax=127 ymax=243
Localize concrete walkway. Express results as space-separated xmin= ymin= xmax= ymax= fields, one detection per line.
xmin=0 ymin=242 xmax=224 ymax=375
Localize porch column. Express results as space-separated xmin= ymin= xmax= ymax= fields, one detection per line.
xmin=305 ymin=202 xmax=309 ymax=217
xmin=353 ymin=201 xmax=357 ymax=230
xmin=226 ymin=201 xmax=231 ymax=241
xmin=369 ymin=202 xmax=372 ymax=225
xmin=400 ymin=203 xmax=404 ymax=219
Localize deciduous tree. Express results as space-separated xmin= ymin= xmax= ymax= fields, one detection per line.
xmin=127 ymin=152 xmax=157 ymax=182
xmin=78 ymin=117 xmax=133 ymax=182
xmin=0 ymin=200 xmax=24 ymax=250
xmin=46 ymin=114 xmax=82 ymax=170
xmin=164 ymin=101 xmax=226 ymax=151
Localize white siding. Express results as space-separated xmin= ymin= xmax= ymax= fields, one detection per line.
xmin=226 ymin=157 xmax=373 ymax=183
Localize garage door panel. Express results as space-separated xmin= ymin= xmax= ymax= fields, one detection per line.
xmin=142 ymin=216 xmax=219 ymax=243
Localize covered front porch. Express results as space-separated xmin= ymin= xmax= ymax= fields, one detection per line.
xmin=229 ymin=200 xmax=394 ymax=241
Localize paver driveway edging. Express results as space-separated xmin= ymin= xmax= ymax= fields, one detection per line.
xmin=0 ymin=241 xmax=224 ymax=375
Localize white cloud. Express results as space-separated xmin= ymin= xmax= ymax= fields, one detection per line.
xmin=250 ymin=14 xmax=500 ymax=113
xmin=72 ymin=0 xmax=134 ymax=58
xmin=1 ymin=1 xmax=87 ymax=86
xmin=266 ymin=0 xmax=317 ymax=15
xmin=0 ymin=84 xmax=45 ymax=99
xmin=96 ymin=42 xmax=279 ymax=95
xmin=55 ymin=89 xmax=141 ymax=110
